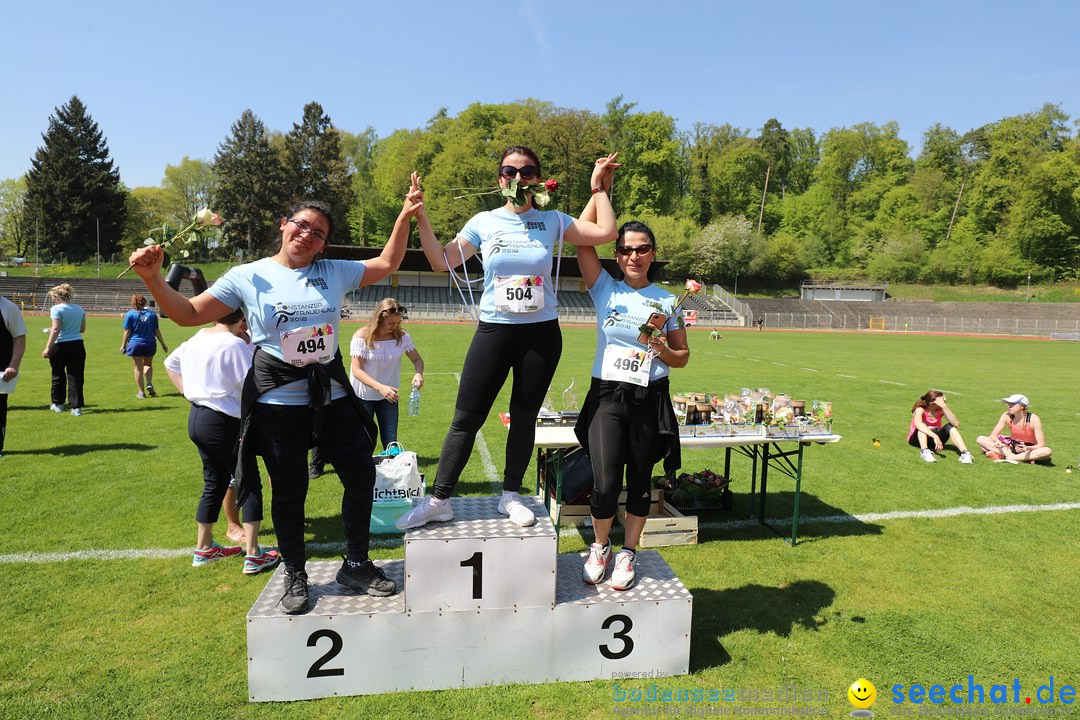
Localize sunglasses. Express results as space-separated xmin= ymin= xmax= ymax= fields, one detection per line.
xmin=499 ymin=165 xmax=540 ymax=180
xmin=381 ymin=306 xmax=408 ymax=319
xmin=615 ymin=245 xmax=654 ymax=257
xmin=286 ymin=217 xmax=328 ymax=242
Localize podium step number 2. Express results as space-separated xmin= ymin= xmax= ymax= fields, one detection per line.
xmin=247 ymin=496 xmax=692 ymax=701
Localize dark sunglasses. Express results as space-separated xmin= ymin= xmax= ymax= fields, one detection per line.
xmin=499 ymin=165 xmax=539 ymax=180
xmin=286 ymin=217 xmax=328 ymax=242
xmin=381 ymin=306 xmax=408 ymax=319
xmin=615 ymin=245 xmax=654 ymax=257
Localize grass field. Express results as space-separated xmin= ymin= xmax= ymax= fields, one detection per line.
xmin=1 ymin=317 xmax=1078 ymax=719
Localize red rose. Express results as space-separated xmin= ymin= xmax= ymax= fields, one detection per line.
xmin=544 ymin=178 xmax=559 ymax=192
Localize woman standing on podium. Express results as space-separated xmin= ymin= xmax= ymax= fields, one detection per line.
xmin=127 ymin=182 xmax=424 ymax=615
xmin=396 ymin=148 xmax=619 ymax=530
xmin=574 ymin=161 xmax=689 ymax=590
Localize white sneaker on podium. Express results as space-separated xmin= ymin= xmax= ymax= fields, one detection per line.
xmin=497 ymin=491 xmax=536 ymax=527
xmin=395 ymin=495 xmax=454 ymax=530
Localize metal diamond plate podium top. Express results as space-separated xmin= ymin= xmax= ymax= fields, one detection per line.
xmin=404 ymin=495 xmax=555 ymax=540
xmin=555 ymin=551 xmax=692 ymax=605
xmin=247 ymin=560 xmax=406 ymax=618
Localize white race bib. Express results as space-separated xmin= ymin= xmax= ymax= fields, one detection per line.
xmin=494 ymin=275 xmax=544 ymax=313
xmin=280 ymin=324 xmax=335 ymax=367
xmin=601 ymin=345 xmax=653 ymax=387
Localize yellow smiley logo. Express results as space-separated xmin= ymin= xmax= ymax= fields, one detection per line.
xmin=848 ymin=678 xmax=877 ymax=709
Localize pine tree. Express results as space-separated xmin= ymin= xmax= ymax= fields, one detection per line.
xmin=212 ymin=110 xmax=288 ymax=256
xmin=25 ymin=96 xmax=127 ymax=262
xmin=282 ymin=102 xmax=355 ymax=243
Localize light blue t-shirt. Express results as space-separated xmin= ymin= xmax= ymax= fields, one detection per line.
xmin=50 ymin=303 xmax=85 ymax=343
xmin=459 ymin=207 xmax=572 ymax=324
xmin=207 ymin=257 xmax=366 ymax=405
xmin=588 ymin=271 xmax=681 ymax=383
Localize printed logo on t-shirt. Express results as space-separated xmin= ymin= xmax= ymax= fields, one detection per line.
xmin=603 ymin=309 xmax=626 ymax=328
xmin=525 ymin=220 xmax=546 ymax=230
xmin=305 ymin=277 xmax=329 ymax=290
xmin=486 ymin=230 xmax=544 ymax=256
xmin=273 ymin=301 xmax=337 ymax=328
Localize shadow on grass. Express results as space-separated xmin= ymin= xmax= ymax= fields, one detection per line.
xmin=692 ymin=491 xmax=884 ymax=544
xmin=9 ymin=403 xmax=176 ymax=415
xmin=7 ymin=442 xmax=157 ymax=456
xmin=688 ymin=580 xmax=836 ymax=672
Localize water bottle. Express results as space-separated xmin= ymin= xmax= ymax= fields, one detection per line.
xmin=408 ymin=386 xmax=420 ymax=416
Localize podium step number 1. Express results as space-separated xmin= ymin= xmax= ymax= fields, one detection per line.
xmin=247 ymin=496 xmax=692 ymax=701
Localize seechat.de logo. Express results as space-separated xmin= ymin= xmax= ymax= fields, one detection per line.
xmin=849 ymin=678 xmax=878 ymax=717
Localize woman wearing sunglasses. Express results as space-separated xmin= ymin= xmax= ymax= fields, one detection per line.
xmin=397 ymin=148 xmax=618 ymax=529
xmin=348 ymin=298 xmax=424 ymax=451
xmin=127 ymin=177 xmax=424 ymax=615
xmin=573 ymin=162 xmax=689 ymax=590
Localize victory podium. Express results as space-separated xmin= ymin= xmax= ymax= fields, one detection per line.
xmin=246 ymin=496 xmax=692 ymax=701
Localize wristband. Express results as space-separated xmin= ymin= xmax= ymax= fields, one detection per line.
xmin=591 ymin=186 xmax=604 ymax=194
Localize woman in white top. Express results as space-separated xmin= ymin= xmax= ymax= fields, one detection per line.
xmin=350 ymin=298 xmax=424 ymax=450
xmin=165 ymin=309 xmax=280 ymax=575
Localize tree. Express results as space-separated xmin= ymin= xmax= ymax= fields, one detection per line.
xmin=213 ymin=109 xmax=288 ymax=255
xmin=162 ymin=157 xmax=217 ymax=224
xmin=282 ymin=102 xmax=355 ymax=243
xmin=690 ymin=215 xmax=763 ymax=285
xmin=0 ymin=178 xmax=30 ymax=258
xmin=24 ymin=96 xmax=127 ymax=261
xmin=756 ymin=119 xmax=792 ymax=230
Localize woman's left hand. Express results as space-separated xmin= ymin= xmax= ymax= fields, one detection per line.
xmin=591 ymin=153 xmax=620 ymax=190
xmin=648 ymin=334 xmax=667 ymax=356
xmin=400 ymin=172 xmax=424 ymax=218
xmin=412 ymin=373 xmax=424 ymax=389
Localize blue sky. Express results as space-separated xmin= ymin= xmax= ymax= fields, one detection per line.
xmin=3 ymin=0 xmax=1077 ymax=189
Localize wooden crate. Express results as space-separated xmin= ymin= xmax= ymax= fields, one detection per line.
xmin=538 ymin=468 xmax=663 ymax=526
xmin=616 ymin=501 xmax=698 ymax=548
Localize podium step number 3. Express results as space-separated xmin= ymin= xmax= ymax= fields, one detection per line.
xmin=246 ymin=496 xmax=692 ymax=701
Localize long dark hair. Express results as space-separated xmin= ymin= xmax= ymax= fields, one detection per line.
xmin=912 ymin=390 xmax=943 ymax=414
xmin=614 ymin=221 xmax=661 ymax=283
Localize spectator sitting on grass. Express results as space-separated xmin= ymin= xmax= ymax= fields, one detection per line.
xmin=975 ymin=394 xmax=1053 ymax=464
xmin=907 ymin=390 xmax=974 ymax=464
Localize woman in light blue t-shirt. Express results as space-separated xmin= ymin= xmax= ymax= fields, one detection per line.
xmin=395 ymin=148 xmax=619 ymax=531
xmin=574 ymin=163 xmax=689 ymax=592
xmin=128 ymin=179 xmax=424 ymax=615
xmin=42 ymin=283 xmax=87 ymax=415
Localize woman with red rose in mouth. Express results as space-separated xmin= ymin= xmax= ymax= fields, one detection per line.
xmin=397 ymin=148 xmax=619 ymax=530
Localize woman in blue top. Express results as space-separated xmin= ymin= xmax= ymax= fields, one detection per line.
xmin=42 ymin=283 xmax=87 ymax=416
xmin=574 ymin=164 xmax=689 ymax=590
xmin=397 ymin=148 xmax=619 ymax=530
xmin=120 ymin=293 xmax=169 ymax=398
xmin=128 ymin=177 xmax=423 ymax=615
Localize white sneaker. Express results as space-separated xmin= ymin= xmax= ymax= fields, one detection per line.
xmin=958 ymin=451 xmax=973 ymax=464
xmin=920 ymin=449 xmax=936 ymax=463
xmin=70 ymin=408 xmax=82 ymax=417
xmin=395 ymin=495 xmax=454 ymax=530
xmin=994 ymin=457 xmax=1019 ymax=465
xmin=611 ymin=549 xmax=638 ymax=591
xmin=582 ymin=542 xmax=611 ymax=584
xmin=497 ymin=491 xmax=536 ymax=527
xmin=49 ymin=404 xmax=64 ymax=413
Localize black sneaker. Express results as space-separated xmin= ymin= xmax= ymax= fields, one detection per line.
xmin=278 ymin=569 xmax=310 ymax=614
xmin=336 ymin=559 xmax=397 ymax=596
xmin=308 ymin=465 xmax=323 ymax=479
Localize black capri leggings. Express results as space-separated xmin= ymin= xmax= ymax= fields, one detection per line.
xmin=586 ymin=385 xmax=662 ymax=519
xmin=190 ymin=404 xmax=261 ymax=524
xmin=433 ymin=319 xmax=562 ymax=499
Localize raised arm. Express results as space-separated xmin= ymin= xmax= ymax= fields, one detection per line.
xmin=935 ymin=396 xmax=960 ymax=428
xmin=127 ymin=246 xmax=232 ymax=326
xmin=362 ymin=172 xmax=424 ymax=286
xmin=564 ymin=153 xmax=620 ymax=247
xmin=414 ymin=189 xmax=476 ymax=272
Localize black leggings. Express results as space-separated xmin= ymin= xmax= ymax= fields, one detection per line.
xmin=433 ymin=320 xmax=562 ymax=499
xmin=49 ymin=340 xmax=85 ymax=408
xmin=189 ymin=404 xmax=261 ymax=524
xmin=250 ymin=398 xmax=375 ymax=572
xmin=586 ymin=387 xmax=661 ymax=519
